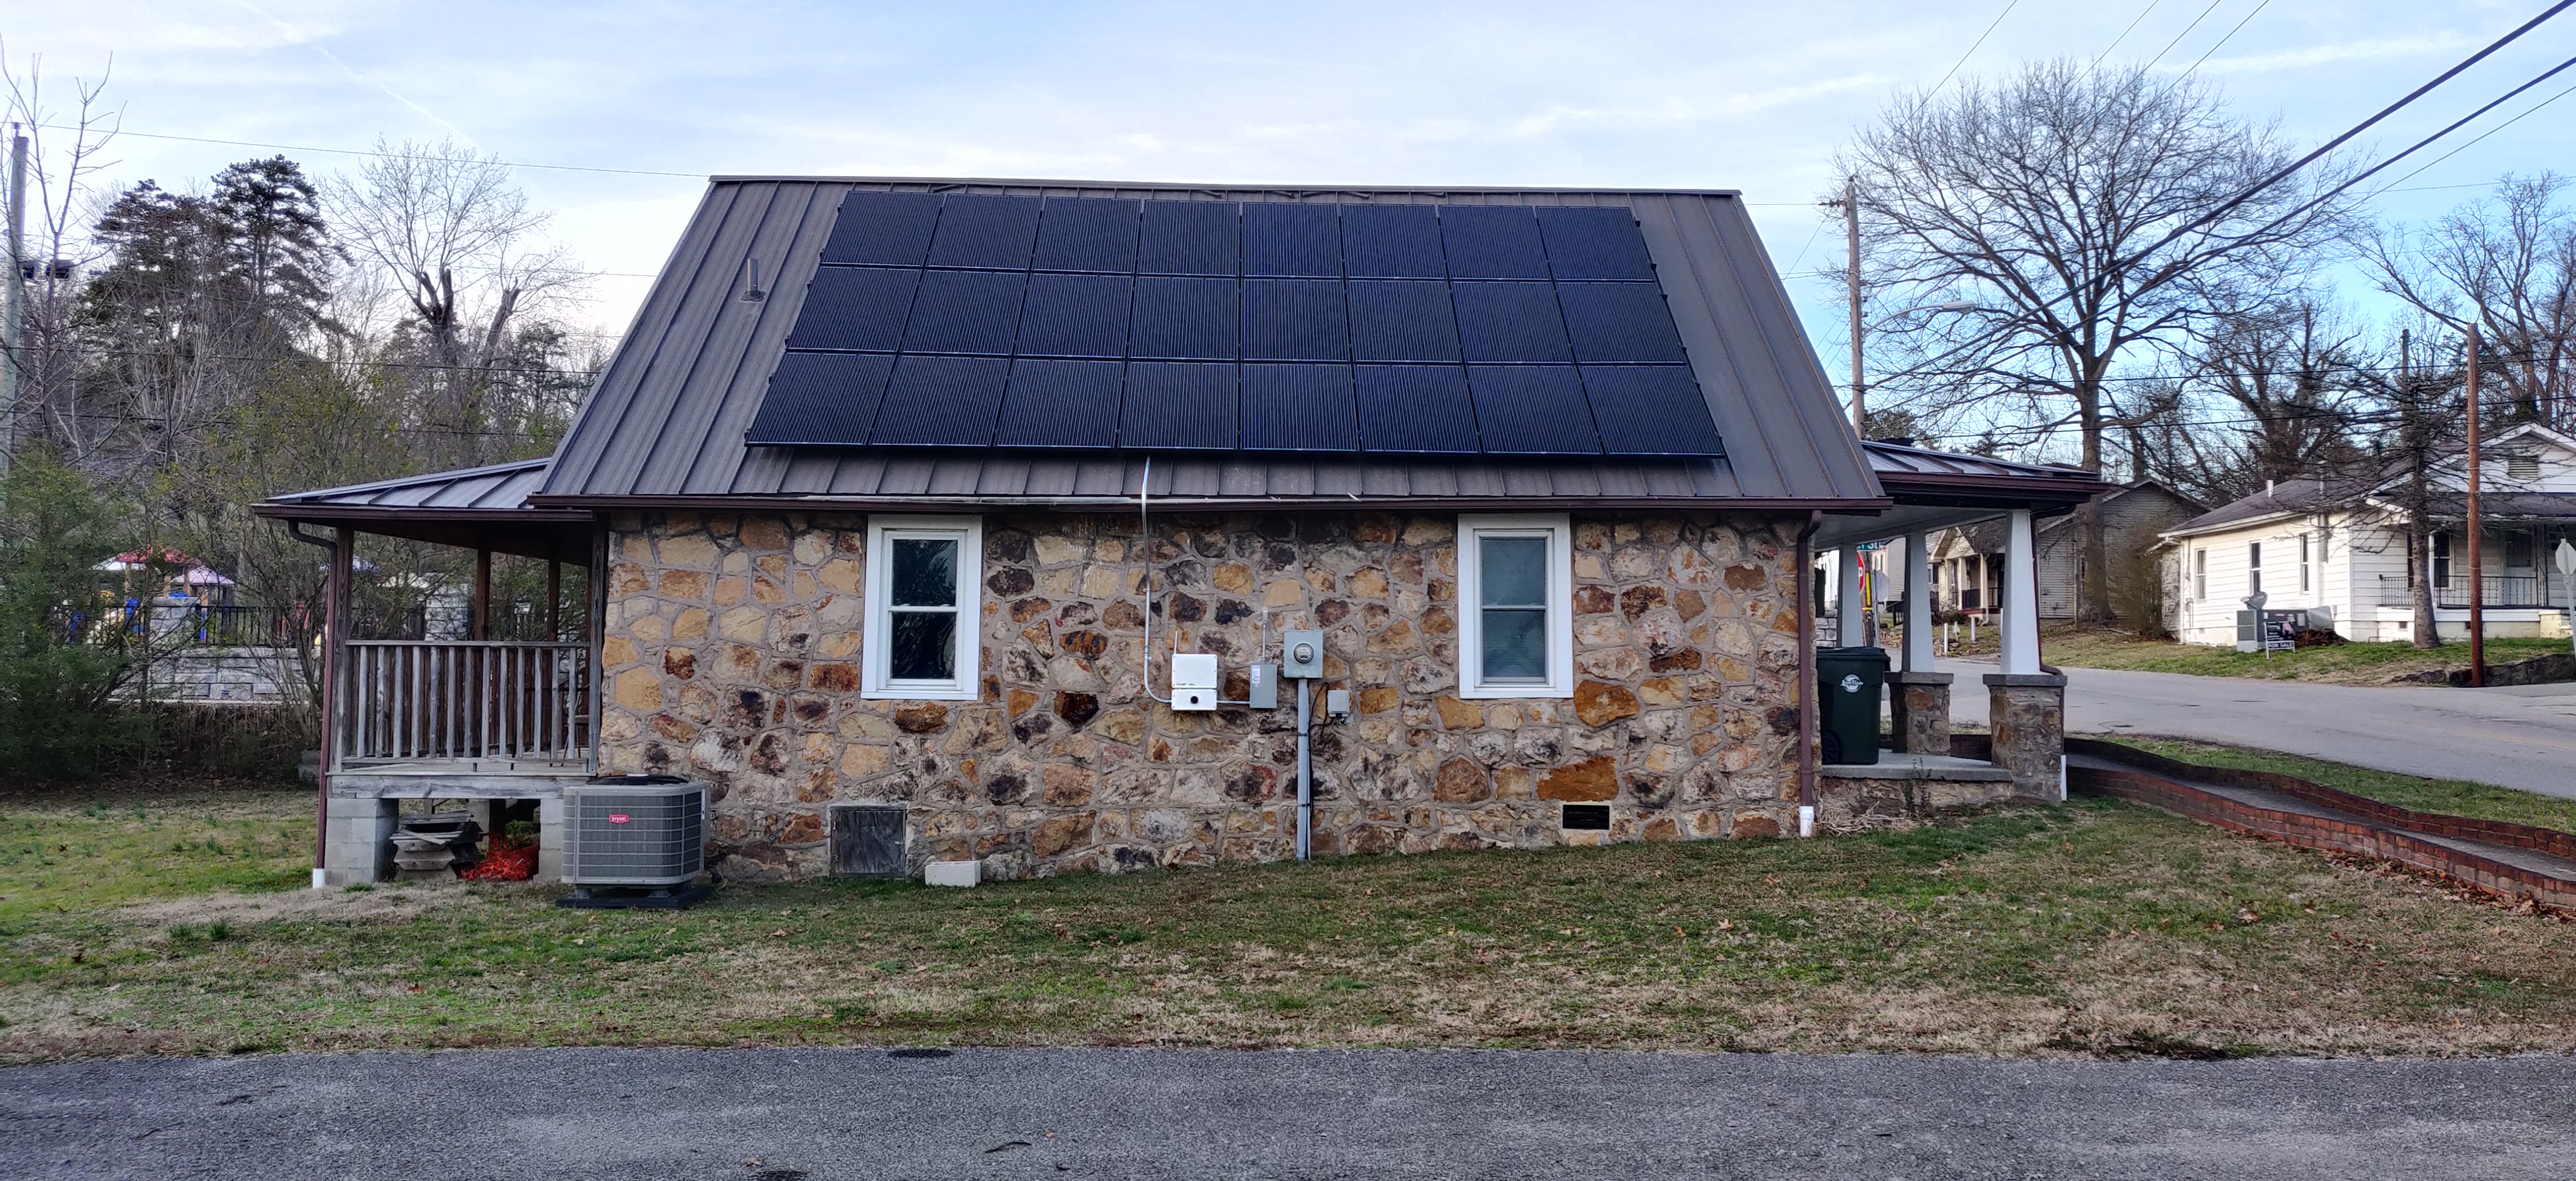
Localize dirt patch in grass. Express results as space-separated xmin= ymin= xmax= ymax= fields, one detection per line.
xmin=2027 ymin=626 xmax=2569 ymax=685
xmin=11 ymin=785 xmax=2576 ymax=1062
xmin=112 ymin=881 xmax=486 ymax=929
xmin=2101 ymin=736 xmax=2576 ymax=833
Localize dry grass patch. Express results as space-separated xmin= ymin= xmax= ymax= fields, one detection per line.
xmin=10 ymin=785 xmax=2576 ymax=1061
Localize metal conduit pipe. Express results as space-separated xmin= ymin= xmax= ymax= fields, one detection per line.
xmin=1795 ymin=510 xmax=1823 ymax=838
xmin=287 ymin=521 xmax=344 ymax=886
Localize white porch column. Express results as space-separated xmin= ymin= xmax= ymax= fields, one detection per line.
xmin=2000 ymin=508 xmax=2041 ymax=674
xmin=1903 ymin=528 xmax=1935 ymax=672
xmin=1835 ymin=547 xmax=1868 ymax=649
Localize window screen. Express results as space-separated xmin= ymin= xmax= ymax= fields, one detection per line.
xmin=1479 ymin=536 xmax=1550 ymax=682
xmin=888 ymin=538 xmax=959 ymax=682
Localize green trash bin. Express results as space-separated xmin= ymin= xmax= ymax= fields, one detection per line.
xmin=1815 ymin=646 xmax=1890 ymax=766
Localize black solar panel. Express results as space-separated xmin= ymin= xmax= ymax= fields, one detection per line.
xmin=1439 ymin=206 xmax=1550 ymax=279
xmin=1556 ymin=282 xmax=1687 ymax=363
xmin=1033 ymin=197 xmax=1141 ymax=273
xmin=1355 ymin=365 xmax=1479 ymax=452
xmin=760 ymin=196 xmax=1725 ymax=459
xmin=1241 ymin=364 xmax=1357 ymax=450
xmin=1016 ymin=273 xmax=1133 ymax=358
xmin=869 ymin=355 xmax=1010 ymax=446
xmin=1340 ymin=204 xmax=1446 ymax=278
xmin=820 ymin=191 xmax=941 ymax=266
xmin=785 ymin=267 xmax=917 ymax=352
xmin=1452 ymin=282 xmax=1571 ymax=363
xmin=1581 ymin=365 xmax=1724 ymax=456
xmin=1242 ymin=203 xmax=1341 ymax=277
xmin=995 ymin=360 xmax=1123 ymax=448
xmin=745 ymin=352 xmax=897 ymax=445
xmin=1242 ymin=280 xmax=1348 ymax=362
xmin=1535 ymin=207 xmax=1656 ymax=281
xmin=1137 ymin=201 xmax=1238 ymax=276
xmin=1469 ymin=366 xmax=1601 ymax=455
xmin=901 ymin=270 xmax=1027 ymax=355
xmin=1129 ymin=276 xmax=1238 ymax=360
xmin=1346 ymin=281 xmax=1460 ymax=362
xmin=1120 ymin=362 xmax=1237 ymax=448
xmin=926 ymin=194 xmax=1041 ymax=270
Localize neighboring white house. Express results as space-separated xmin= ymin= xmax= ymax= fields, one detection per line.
xmin=2159 ymin=423 xmax=2576 ymax=646
xmin=1926 ymin=481 xmax=2204 ymax=622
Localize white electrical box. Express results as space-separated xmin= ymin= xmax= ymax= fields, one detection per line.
xmin=1171 ymin=653 xmax=1219 ymax=711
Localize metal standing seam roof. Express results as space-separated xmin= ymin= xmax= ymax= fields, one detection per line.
xmin=530 ymin=177 xmax=1887 ymax=512
xmin=252 ymin=459 xmax=595 ymax=562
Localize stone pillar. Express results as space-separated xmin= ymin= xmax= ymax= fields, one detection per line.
xmin=2000 ymin=509 xmax=2041 ymax=675
xmin=538 ymin=796 xmax=568 ymax=883
xmin=323 ymin=795 xmax=397 ymax=887
xmin=1888 ymin=670 xmax=1954 ymax=754
xmin=1985 ymin=672 xmax=2067 ymax=800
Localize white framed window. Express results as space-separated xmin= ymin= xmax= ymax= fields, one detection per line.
xmin=862 ymin=515 xmax=983 ymax=700
xmin=2193 ymin=549 xmax=2206 ymax=599
xmin=1456 ymin=513 xmax=1574 ymax=699
xmin=2298 ymin=533 xmax=2311 ymax=592
xmin=2247 ymin=542 xmax=2262 ymax=596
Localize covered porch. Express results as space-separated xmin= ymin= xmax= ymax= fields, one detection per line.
xmin=1807 ymin=443 xmax=2112 ymax=819
xmin=255 ymin=460 xmax=604 ymax=887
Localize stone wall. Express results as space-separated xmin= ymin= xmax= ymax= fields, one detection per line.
xmin=596 ymin=509 xmax=1809 ymax=880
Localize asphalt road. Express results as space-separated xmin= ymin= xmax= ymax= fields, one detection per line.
xmin=6 ymin=1047 xmax=2576 ymax=1180
xmin=1943 ymin=660 xmax=2576 ymax=797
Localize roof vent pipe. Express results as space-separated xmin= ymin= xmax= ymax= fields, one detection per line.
xmin=2266 ymin=478 xmax=2276 ymax=497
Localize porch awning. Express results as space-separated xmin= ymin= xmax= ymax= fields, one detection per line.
xmin=1812 ymin=442 xmax=2116 ymax=548
xmin=253 ymin=459 xmax=595 ymax=563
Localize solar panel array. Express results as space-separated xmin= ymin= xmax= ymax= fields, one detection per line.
xmin=745 ymin=192 xmax=1725 ymax=456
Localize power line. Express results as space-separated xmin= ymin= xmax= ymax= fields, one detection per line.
xmin=2094 ymin=0 xmax=2165 ymax=69
xmin=2141 ymin=0 xmax=2226 ymax=73
xmin=1928 ymin=1 xmax=2021 ymax=100
xmin=2176 ymin=0 xmax=2272 ymax=78
xmin=2134 ymin=0 xmax=2575 ymax=259
xmin=2365 ymin=75 xmax=2576 ymax=199
xmin=34 ymin=124 xmax=706 ymax=181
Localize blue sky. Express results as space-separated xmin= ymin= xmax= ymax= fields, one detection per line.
xmin=10 ymin=1 xmax=2573 ymax=375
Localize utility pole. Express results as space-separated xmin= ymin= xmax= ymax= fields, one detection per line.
xmin=2 ymin=124 xmax=25 ymax=492
xmin=1844 ymin=178 xmax=1865 ymax=434
xmin=2467 ymin=326 xmax=2486 ymax=687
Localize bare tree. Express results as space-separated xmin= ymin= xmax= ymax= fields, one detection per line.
xmin=1834 ymin=60 xmax=2362 ymax=621
xmin=2365 ymin=173 xmax=2574 ymax=429
xmin=2183 ymin=296 xmax=2373 ymax=490
xmin=329 ymin=137 xmax=591 ymax=466
xmin=1 ymin=49 xmax=122 ymax=466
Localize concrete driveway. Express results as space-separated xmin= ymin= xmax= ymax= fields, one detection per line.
xmin=1944 ymin=660 xmax=2576 ymax=797
xmin=8 ymin=1047 xmax=2576 ymax=1180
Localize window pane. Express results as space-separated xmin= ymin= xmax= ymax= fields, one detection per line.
xmin=1480 ymin=536 xmax=1547 ymax=607
xmin=1482 ymin=607 xmax=1547 ymax=681
xmin=891 ymin=538 xmax=958 ymax=607
xmin=888 ymin=611 xmax=956 ymax=681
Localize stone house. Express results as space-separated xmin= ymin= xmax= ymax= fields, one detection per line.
xmin=263 ymin=178 xmax=2104 ymax=887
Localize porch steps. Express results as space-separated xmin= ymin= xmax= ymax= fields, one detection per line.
xmin=2065 ymin=739 xmax=2576 ymax=911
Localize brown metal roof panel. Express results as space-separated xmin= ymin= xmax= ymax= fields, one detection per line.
xmin=1705 ymin=196 xmax=1877 ymax=500
xmin=677 ymin=184 xmax=845 ymax=494
xmin=542 ymin=182 xmax=746 ymax=498
xmin=626 ymin=182 xmax=807 ymax=496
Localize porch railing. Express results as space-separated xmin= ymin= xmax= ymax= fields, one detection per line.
xmin=2376 ymin=575 xmax=2568 ymax=610
xmin=338 ymin=640 xmax=592 ymax=767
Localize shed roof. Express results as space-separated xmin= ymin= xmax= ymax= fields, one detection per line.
xmin=253 ymin=459 xmax=594 ymax=562
xmin=532 ymin=177 xmax=1884 ymax=512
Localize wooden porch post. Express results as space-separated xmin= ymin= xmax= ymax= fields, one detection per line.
xmin=473 ymin=547 xmax=493 ymax=641
xmin=546 ymin=559 xmax=562 ymax=641
xmin=315 ymin=526 xmax=353 ymax=887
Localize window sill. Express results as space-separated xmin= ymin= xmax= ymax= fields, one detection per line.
xmin=861 ymin=686 xmax=981 ymax=702
xmin=1457 ymin=684 xmax=1574 ymax=700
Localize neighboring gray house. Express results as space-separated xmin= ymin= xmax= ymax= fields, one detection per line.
xmin=1928 ymin=481 xmax=2205 ymax=622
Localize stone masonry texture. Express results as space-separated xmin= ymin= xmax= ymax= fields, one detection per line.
xmin=597 ymin=509 xmax=1810 ymax=880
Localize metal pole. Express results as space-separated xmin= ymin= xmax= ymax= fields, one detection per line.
xmin=1295 ymin=676 xmax=1313 ymax=861
xmin=2468 ymin=327 xmax=2486 ymax=687
xmin=2 ymin=126 xmax=25 ymax=489
xmin=1845 ymin=178 xmax=1865 ymax=434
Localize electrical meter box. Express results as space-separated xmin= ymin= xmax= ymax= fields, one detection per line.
xmin=1281 ymin=630 xmax=1325 ymax=679
xmin=1171 ymin=653 xmax=1219 ymax=711
xmin=1247 ymin=662 xmax=1279 ymax=710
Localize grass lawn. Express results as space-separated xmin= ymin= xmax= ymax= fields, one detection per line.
xmin=11 ymin=777 xmax=2576 ymax=1062
xmin=2096 ymin=736 xmax=2576 ymax=834
xmin=2027 ymin=626 xmax=2570 ymax=684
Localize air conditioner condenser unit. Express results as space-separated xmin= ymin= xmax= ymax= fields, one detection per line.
xmin=560 ymin=777 xmax=709 ymax=906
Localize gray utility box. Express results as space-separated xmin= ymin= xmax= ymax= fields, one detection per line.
xmin=562 ymin=778 xmax=708 ymax=886
xmin=1282 ymin=630 xmax=1325 ymax=679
